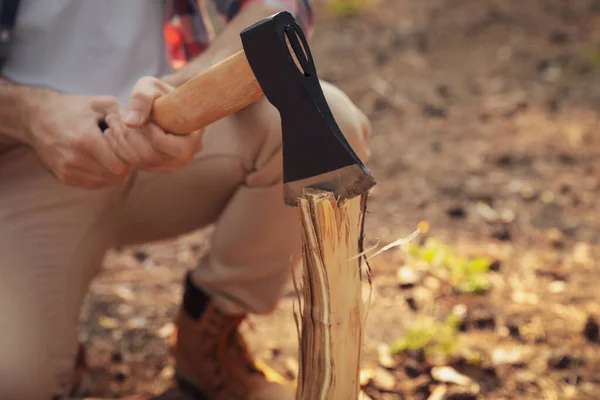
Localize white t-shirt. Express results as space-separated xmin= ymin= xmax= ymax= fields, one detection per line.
xmin=2 ymin=0 xmax=173 ymax=105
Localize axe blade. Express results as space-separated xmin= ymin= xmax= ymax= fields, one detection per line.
xmin=240 ymin=11 xmax=376 ymax=206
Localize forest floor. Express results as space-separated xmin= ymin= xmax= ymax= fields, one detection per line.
xmin=82 ymin=0 xmax=600 ymax=398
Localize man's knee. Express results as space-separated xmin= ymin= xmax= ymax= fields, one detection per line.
xmin=321 ymin=80 xmax=372 ymax=163
xmin=238 ymin=80 xmax=371 ymax=188
xmin=0 ymin=311 xmax=62 ymax=399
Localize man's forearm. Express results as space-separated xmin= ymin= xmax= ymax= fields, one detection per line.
xmin=0 ymin=78 xmax=51 ymax=146
xmin=161 ymin=3 xmax=285 ymax=88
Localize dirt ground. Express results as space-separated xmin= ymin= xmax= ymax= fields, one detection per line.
xmin=81 ymin=0 xmax=600 ymax=398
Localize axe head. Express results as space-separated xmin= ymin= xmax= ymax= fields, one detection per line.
xmin=240 ymin=11 xmax=376 ymax=206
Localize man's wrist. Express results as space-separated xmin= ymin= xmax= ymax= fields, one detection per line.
xmin=0 ymin=78 xmax=57 ymax=146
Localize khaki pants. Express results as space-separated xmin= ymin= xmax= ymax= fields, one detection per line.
xmin=0 ymin=81 xmax=371 ymax=399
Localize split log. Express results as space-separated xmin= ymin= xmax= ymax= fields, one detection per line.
xmin=294 ymin=189 xmax=370 ymax=400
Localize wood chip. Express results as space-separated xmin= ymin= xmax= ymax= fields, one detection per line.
xmin=159 ymin=365 xmax=174 ymax=380
xmin=492 ymin=347 xmax=525 ymax=366
xmin=373 ymin=367 xmax=396 ymax=390
xmin=284 ymin=357 xmax=299 ymax=379
xmin=157 ymin=322 xmax=175 ymax=339
xmin=431 ymin=366 xmax=473 ymax=386
xmin=427 ymin=385 xmax=448 ymax=400
xmin=377 ymin=343 xmax=396 ymax=368
xmin=359 ymin=391 xmax=374 ymax=400
xmin=115 ymin=285 xmax=135 ymax=301
xmin=360 ymin=365 xmax=376 ymax=386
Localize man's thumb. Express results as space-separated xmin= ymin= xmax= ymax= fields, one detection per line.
xmin=124 ymin=93 xmax=151 ymax=127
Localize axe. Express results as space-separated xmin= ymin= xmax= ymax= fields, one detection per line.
xmin=150 ymin=11 xmax=376 ymax=206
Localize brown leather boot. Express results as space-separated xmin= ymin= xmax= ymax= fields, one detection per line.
xmin=169 ymin=273 xmax=294 ymax=400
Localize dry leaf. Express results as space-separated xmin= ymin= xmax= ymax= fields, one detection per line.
xmin=98 ymin=316 xmax=118 ymax=329
xmin=126 ymin=317 xmax=147 ymax=329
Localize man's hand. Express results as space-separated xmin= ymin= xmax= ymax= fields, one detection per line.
xmin=103 ymin=76 xmax=205 ymax=173
xmin=28 ymin=91 xmax=132 ymax=189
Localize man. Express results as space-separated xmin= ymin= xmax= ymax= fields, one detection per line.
xmin=0 ymin=0 xmax=371 ymax=399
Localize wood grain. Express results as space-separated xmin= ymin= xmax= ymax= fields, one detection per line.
xmin=294 ymin=189 xmax=370 ymax=400
xmin=151 ymin=50 xmax=264 ymax=134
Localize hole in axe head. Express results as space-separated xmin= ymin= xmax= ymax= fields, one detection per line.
xmin=284 ymin=25 xmax=311 ymax=77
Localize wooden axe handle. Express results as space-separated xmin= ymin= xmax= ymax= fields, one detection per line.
xmin=150 ymin=50 xmax=264 ymax=134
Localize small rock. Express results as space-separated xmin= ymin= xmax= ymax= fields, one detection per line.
xmin=373 ymin=367 xmax=396 ymax=390
xmin=422 ymin=104 xmax=447 ymax=118
xmin=133 ymin=250 xmax=149 ymax=263
xmin=111 ymin=351 xmax=123 ymax=364
xmin=447 ymin=206 xmax=467 ymax=219
xmin=583 ymin=316 xmax=600 ymax=342
xmin=541 ymin=191 xmax=555 ymax=204
xmin=159 ymin=365 xmax=175 ymax=380
xmin=573 ymin=242 xmax=593 ymax=267
xmin=114 ymin=370 xmax=127 ymax=383
xmin=157 ymin=322 xmax=175 ymax=339
xmin=431 ymin=366 xmax=473 ymax=386
xmin=548 ymin=280 xmax=566 ymax=293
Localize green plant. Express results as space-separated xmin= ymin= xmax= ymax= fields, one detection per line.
xmin=404 ymin=238 xmax=493 ymax=294
xmin=326 ymin=0 xmax=374 ymax=16
xmin=390 ymin=310 xmax=463 ymax=358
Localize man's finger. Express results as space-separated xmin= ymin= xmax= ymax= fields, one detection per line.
xmin=104 ymin=127 xmax=140 ymax=165
xmin=85 ymin=124 xmax=131 ymax=176
xmin=146 ymin=123 xmax=201 ymax=161
xmin=90 ymin=95 xmax=121 ymax=115
xmin=124 ymin=126 xmax=165 ymax=166
xmin=123 ymin=77 xmax=172 ymax=127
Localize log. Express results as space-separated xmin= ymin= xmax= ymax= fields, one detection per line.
xmin=293 ymin=189 xmax=370 ymax=400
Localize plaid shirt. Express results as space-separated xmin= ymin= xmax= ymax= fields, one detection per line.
xmin=0 ymin=0 xmax=312 ymax=153
xmin=0 ymin=0 xmax=313 ymax=70
xmin=166 ymin=0 xmax=313 ymax=66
